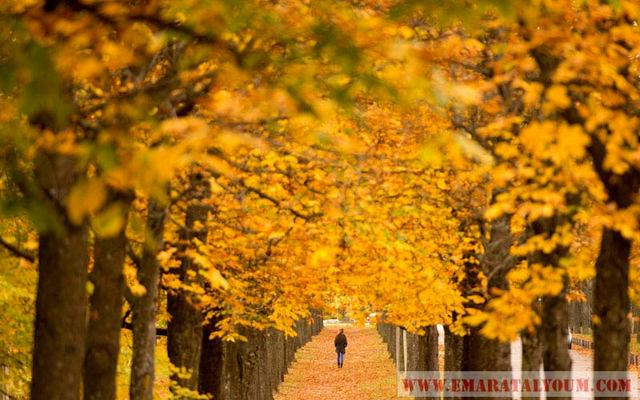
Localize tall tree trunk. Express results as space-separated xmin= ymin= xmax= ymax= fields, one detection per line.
xmin=84 ymin=193 xmax=132 ymax=400
xmin=198 ymin=317 xmax=223 ymax=398
xmin=444 ymin=325 xmax=464 ymax=400
xmin=541 ymin=283 xmax=571 ymax=372
xmin=521 ymin=328 xmax=542 ymax=372
xmin=444 ymin=325 xmax=463 ymax=373
xmin=31 ymin=153 xmax=89 ymax=400
xmin=422 ymin=326 xmax=439 ymax=372
xmin=529 ymin=216 xmax=571 ymax=400
xmin=459 ymin=214 xmax=513 ymax=400
xmin=466 ymin=213 xmax=514 ymax=373
xmin=541 ymin=284 xmax=571 ymax=400
xmin=587 ymin=127 xmax=640 ymax=381
xmin=130 ymin=197 xmax=167 ymax=400
xmin=406 ymin=326 xmax=438 ymax=371
xmin=463 ymin=328 xmax=512 ymax=371
xmin=521 ymin=328 xmax=542 ymax=400
xmin=581 ymin=281 xmax=592 ymax=334
xmin=168 ymin=172 xmax=211 ymax=392
xmin=406 ymin=326 xmax=439 ymax=400
xmin=594 ymin=228 xmax=631 ymax=372
xmin=463 ymin=328 xmax=512 ymax=400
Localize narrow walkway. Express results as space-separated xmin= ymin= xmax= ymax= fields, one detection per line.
xmin=274 ymin=325 xmax=398 ymax=400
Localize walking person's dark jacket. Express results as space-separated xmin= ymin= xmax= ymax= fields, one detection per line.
xmin=334 ymin=332 xmax=347 ymax=353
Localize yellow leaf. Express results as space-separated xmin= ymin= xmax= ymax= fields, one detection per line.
xmin=124 ymin=264 xmax=147 ymax=296
xmin=309 ymin=247 xmax=336 ymax=268
xmin=67 ymin=179 xmax=107 ymax=225
xmin=467 ymin=295 xmax=486 ymax=304
xmin=398 ymin=26 xmax=415 ymax=39
xmin=546 ymin=85 xmax=571 ymax=109
xmin=205 ymin=268 xmax=229 ymax=290
xmin=268 ymin=231 xmax=286 ymax=241
xmin=91 ymin=204 xmax=126 ymax=238
xmin=463 ymin=311 xmax=488 ymax=327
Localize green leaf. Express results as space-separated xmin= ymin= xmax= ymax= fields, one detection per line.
xmin=91 ymin=203 xmax=126 ymax=238
xmin=19 ymin=42 xmax=71 ymax=130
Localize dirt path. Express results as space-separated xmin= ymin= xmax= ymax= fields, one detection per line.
xmin=274 ymin=326 xmax=398 ymax=400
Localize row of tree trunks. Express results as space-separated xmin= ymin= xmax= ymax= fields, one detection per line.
xmin=30 ymin=147 xmax=166 ymax=400
xmin=199 ymin=312 xmax=323 ymax=400
xmin=377 ymin=321 xmax=396 ymax=365
xmin=376 ymin=321 xmax=439 ymax=373
xmin=568 ymin=281 xmax=591 ymax=334
xmin=164 ymin=172 xmax=325 ymax=399
xmin=377 ymin=214 xmax=516 ymax=399
xmin=530 ymin=42 xmax=639 ymax=381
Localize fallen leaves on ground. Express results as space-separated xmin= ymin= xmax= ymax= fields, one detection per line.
xmin=274 ymin=325 xmax=398 ymax=400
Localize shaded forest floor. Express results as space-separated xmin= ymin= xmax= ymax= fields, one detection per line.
xmin=274 ymin=326 xmax=398 ymax=400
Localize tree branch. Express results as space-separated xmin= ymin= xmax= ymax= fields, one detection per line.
xmin=0 ymin=237 xmax=35 ymax=263
xmin=121 ymin=308 xmax=167 ymax=336
xmin=121 ymin=321 xmax=167 ymax=337
xmin=54 ymin=0 xmax=245 ymax=64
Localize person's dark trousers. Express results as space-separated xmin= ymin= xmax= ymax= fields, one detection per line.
xmin=337 ymin=351 xmax=345 ymax=367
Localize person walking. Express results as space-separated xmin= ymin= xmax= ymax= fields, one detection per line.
xmin=334 ymin=328 xmax=348 ymax=368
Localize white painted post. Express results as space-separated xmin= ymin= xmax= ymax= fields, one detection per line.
xmin=403 ymin=329 xmax=408 ymax=372
xmin=395 ymin=326 xmax=400 ymax=371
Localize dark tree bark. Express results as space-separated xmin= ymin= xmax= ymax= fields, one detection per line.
xmin=463 ymin=328 xmax=512 ymax=400
xmin=130 ymin=196 xmax=167 ymax=400
xmin=203 ymin=321 xmax=319 ymax=400
xmin=406 ymin=326 xmax=439 ymax=399
xmin=594 ymin=228 xmax=631 ymax=372
xmin=527 ymin=216 xmax=571 ymax=400
xmin=406 ymin=327 xmax=438 ymax=372
xmin=31 ymin=153 xmax=90 ymax=400
xmin=198 ymin=316 xmax=223 ymax=397
xmin=541 ymin=290 xmax=571 ymax=400
xmin=84 ymin=193 xmax=132 ymax=400
xmin=444 ymin=325 xmax=463 ymax=373
xmin=424 ymin=326 xmax=439 ymax=372
xmin=521 ymin=297 xmax=543 ymax=376
xmin=588 ymin=136 xmax=639 ymax=378
xmin=464 ymin=214 xmax=513 ymax=373
xmin=444 ymin=325 xmax=464 ymax=400
xmin=167 ymin=172 xmax=211 ymax=392
xmin=521 ymin=328 xmax=543 ymax=400
xmin=463 ymin=327 xmax=511 ymax=371
xmin=521 ymin=329 xmax=542 ymax=372
xmin=541 ymin=285 xmax=571 ymax=372
xmin=458 ymin=214 xmax=513 ymax=400
xmin=568 ymin=281 xmax=591 ymax=335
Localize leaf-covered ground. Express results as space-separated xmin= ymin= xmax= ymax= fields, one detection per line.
xmin=274 ymin=325 xmax=398 ymax=400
